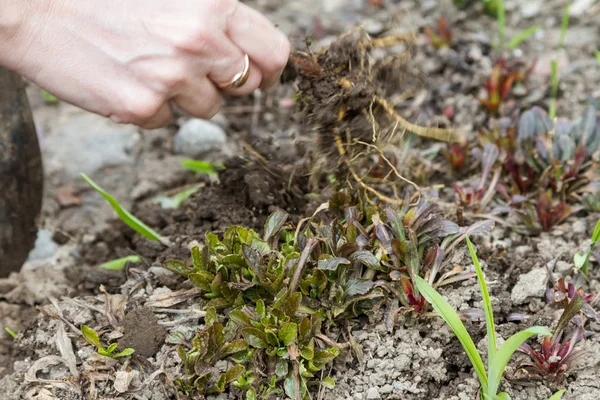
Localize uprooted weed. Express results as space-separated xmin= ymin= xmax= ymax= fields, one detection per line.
xmin=284 ymin=28 xmax=466 ymax=204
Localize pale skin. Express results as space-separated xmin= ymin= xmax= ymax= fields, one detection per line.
xmin=0 ymin=0 xmax=291 ymax=129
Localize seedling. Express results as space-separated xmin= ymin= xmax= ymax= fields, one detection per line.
xmin=99 ymin=255 xmax=142 ymax=271
xmin=4 ymin=327 xmax=17 ymax=339
xmin=81 ymin=173 xmax=169 ymax=245
xmin=415 ymin=237 xmax=553 ymax=399
xmin=517 ymin=297 xmax=585 ymax=385
xmin=573 ymin=218 xmax=600 ymax=276
xmin=549 ymin=2 xmax=571 ymax=120
xmin=452 ymin=143 xmax=500 ymax=212
xmin=424 ymin=17 xmax=452 ymax=49
xmin=180 ymin=159 xmax=225 ymax=175
xmin=81 ymin=325 xmax=134 ymax=359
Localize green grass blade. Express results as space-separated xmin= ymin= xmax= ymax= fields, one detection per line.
xmin=415 ymin=276 xmax=488 ymax=391
xmin=508 ymin=26 xmax=541 ymax=50
xmin=466 ymin=238 xmax=496 ymax=371
xmin=550 ymin=2 xmax=571 ymax=120
xmin=180 ymin=159 xmax=224 ymax=175
xmin=488 ymin=326 xmax=551 ymax=396
xmin=549 ymin=390 xmax=566 ymax=400
xmin=596 ymin=49 xmax=600 ymax=68
xmin=81 ymin=173 xmax=164 ymax=242
xmin=496 ymin=0 xmax=505 ymax=52
xmin=99 ymin=255 xmax=142 ymax=271
xmin=581 ymin=218 xmax=600 ymax=276
xmin=4 ymin=327 xmax=17 ymax=339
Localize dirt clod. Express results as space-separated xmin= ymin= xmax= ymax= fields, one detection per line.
xmin=118 ymin=307 xmax=166 ymax=358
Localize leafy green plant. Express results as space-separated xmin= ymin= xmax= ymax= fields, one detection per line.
xmin=573 ymin=217 xmax=600 ymax=276
xmin=490 ymin=105 xmax=600 ymax=233
xmin=549 ymin=2 xmax=571 ymax=120
xmin=175 ymin=309 xmax=247 ymax=396
xmin=595 ymin=48 xmax=600 ymax=68
xmin=415 ymin=237 xmax=552 ymax=399
xmin=81 ymin=173 xmax=168 ymax=244
xmin=99 ymin=255 xmax=142 ymax=271
xmin=81 ymin=325 xmax=134 ymax=359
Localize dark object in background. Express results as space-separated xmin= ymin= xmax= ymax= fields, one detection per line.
xmin=0 ymin=68 xmax=44 ymax=277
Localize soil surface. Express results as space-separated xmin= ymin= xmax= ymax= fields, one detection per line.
xmin=2 ymin=0 xmax=600 ymax=399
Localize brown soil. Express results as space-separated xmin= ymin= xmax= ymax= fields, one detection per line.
xmin=69 ymin=153 xmax=311 ymax=294
xmin=118 ymin=307 xmax=167 ymax=358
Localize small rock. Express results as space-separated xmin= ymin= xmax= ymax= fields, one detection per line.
xmin=511 ymin=267 xmax=549 ymax=305
xmin=362 ymin=19 xmax=384 ymax=36
xmin=555 ymin=260 xmax=572 ymax=275
xmin=467 ymin=45 xmax=483 ymax=62
xmin=379 ymin=384 xmax=394 ymax=395
xmin=366 ymin=387 xmax=380 ymax=399
xmin=569 ymin=0 xmax=595 ymax=17
xmin=25 ymin=230 xmax=59 ymax=263
xmin=173 ymin=118 xmax=227 ymax=157
xmin=514 ymin=245 xmax=532 ymax=259
xmin=572 ymin=219 xmax=587 ymax=235
xmin=519 ymin=1 xmax=542 ymax=18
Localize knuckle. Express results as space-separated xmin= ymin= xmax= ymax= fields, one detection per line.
xmin=120 ymin=93 xmax=164 ymax=123
xmin=173 ymin=27 xmax=215 ymax=54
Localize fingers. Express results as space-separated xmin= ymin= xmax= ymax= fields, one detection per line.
xmin=172 ymin=76 xmax=223 ymax=119
xmin=139 ymin=102 xmax=173 ymax=130
xmin=220 ymin=59 xmax=263 ymax=96
xmin=225 ymin=2 xmax=290 ymax=89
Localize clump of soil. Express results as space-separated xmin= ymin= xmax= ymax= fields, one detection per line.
xmin=118 ymin=307 xmax=166 ymax=358
xmin=286 ymin=29 xmax=463 ymax=156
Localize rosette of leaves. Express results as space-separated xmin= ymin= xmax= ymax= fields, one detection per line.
xmin=229 ymin=294 xmax=338 ymax=399
xmin=516 ymin=297 xmax=586 ymax=386
xmin=374 ymin=198 xmax=494 ymax=317
xmin=163 ymin=210 xmax=294 ymax=309
xmin=175 ymin=309 xmax=248 ymax=396
xmin=301 ymin=194 xmax=493 ymax=320
xmin=490 ymin=105 xmax=600 ymax=232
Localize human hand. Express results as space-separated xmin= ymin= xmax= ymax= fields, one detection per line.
xmin=1 ymin=0 xmax=290 ymax=128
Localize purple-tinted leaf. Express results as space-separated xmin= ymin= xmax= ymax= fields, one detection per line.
xmin=349 ymin=251 xmax=383 ymax=271
xmin=481 ymin=143 xmax=499 ymax=183
xmin=375 ymin=223 xmax=392 ymax=249
xmin=410 ymin=204 xmax=438 ymax=230
xmin=386 ymin=208 xmax=406 ymax=241
xmin=345 ymin=279 xmax=375 ymax=296
xmin=242 ymin=244 xmax=264 ymax=279
xmin=263 ymin=209 xmax=288 ymax=242
xmin=318 ymin=257 xmax=351 ymax=271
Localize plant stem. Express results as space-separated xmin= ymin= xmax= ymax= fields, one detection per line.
xmin=288 ymin=238 xmax=317 ymax=294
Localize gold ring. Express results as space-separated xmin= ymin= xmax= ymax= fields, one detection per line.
xmin=217 ymin=54 xmax=251 ymax=89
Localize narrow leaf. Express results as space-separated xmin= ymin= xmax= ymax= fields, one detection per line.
xmin=415 ymin=277 xmax=488 ymax=391
xmin=81 ymin=173 xmax=164 ymax=242
xmin=488 ymin=326 xmax=551 ymax=396
xmin=180 ymin=159 xmax=224 ymax=175
xmin=466 ymin=238 xmax=496 ymax=368
xmin=549 ymin=390 xmax=566 ymax=400
xmin=99 ymin=255 xmax=142 ymax=270
xmin=508 ymin=25 xmax=541 ymax=50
